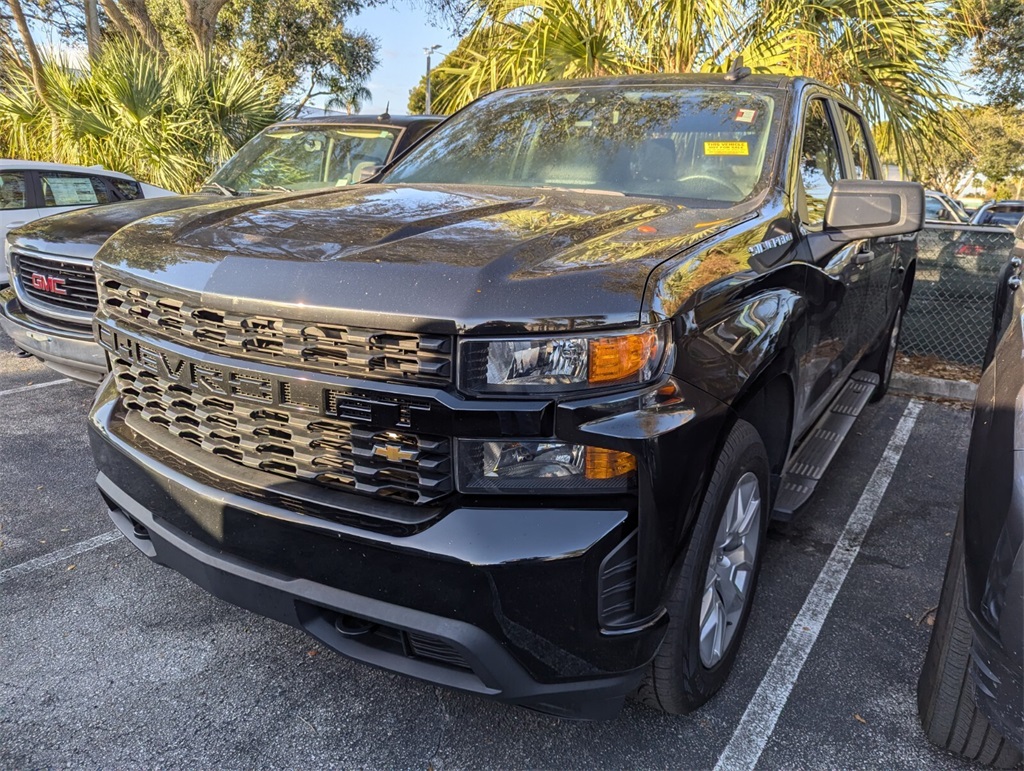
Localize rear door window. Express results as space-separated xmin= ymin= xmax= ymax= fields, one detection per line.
xmin=39 ymin=172 xmax=116 ymax=207
xmin=107 ymin=177 xmax=143 ymax=201
xmin=0 ymin=171 xmax=28 ymax=210
xmin=839 ymin=108 xmax=879 ymax=180
xmin=980 ymin=207 xmax=1024 ymax=227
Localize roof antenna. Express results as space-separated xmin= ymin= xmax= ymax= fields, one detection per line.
xmin=725 ymin=55 xmax=752 ymax=82
xmin=378 ymin=102 xmax=391 ymax=121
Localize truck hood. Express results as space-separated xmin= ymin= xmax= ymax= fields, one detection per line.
xmin=10 ymin=194 xmax=220 ymax=259
xmin=97 ymin=184 xmax=751 ymax=334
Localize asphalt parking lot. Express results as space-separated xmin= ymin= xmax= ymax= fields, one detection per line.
xmin=0 ymin=332 xmax=977 ymax=770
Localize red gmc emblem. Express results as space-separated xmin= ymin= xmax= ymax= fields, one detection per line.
xmin=30 ymin=273 xmax=67 ymax=296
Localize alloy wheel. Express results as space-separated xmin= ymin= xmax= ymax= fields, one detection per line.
xmin=699 ymin=471 xmax=762 ymax=668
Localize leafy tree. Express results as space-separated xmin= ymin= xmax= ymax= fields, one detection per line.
xmin=968 ymin=0 xmax=1024 ymax=107
xmin=742 ymin=0 xmax=974 ymax=177
xmin=0 ymin=41 xmax=282 ymax=190
xmin=907 ymin=106 xmax=1024 ymax=198
xmin=327 ymin=83 xmax=373 ymax=114
xmin=3 ymin=0 xmax=380 ymax=101
xmin=2 ymin=0 xmax=381 ymax=179
xmin=209 ymin=0 xmax=379 ymax=110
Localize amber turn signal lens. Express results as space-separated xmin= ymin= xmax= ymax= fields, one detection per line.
xmin=585 ymin=447 xmax=637 ymax=479
xmin=588 ymin=328 xmax=661 ymax=384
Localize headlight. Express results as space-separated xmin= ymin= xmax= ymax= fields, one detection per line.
xmin=457 ymin=440 xmax=636 ymax=494
xmin=458 ymin=324 xmax=668 ymax=395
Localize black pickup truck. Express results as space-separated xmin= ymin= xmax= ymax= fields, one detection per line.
xmin=87 ymin=74 xmax=923 ymax=719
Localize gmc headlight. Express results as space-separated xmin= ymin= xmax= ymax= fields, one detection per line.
xmin=458 ymin=324 xmax=668 ymax=395
xmin=457 ymin=440 xmax=636 ymax=494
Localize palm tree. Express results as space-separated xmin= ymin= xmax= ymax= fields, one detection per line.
xmin=326 ymin=83 xmax=373 ymax=115
xmin=740 ymin=0 xmax=977 ymax=175
xmin=429 ymin=0 xmax=979 ymax=174
xmin=0 ymin=41 xmax=283 ymax=192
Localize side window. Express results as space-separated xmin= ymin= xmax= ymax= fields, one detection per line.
xmin=840 ymin=108 xmax=879 ymax=180
xmin=39 ymin=173 xmax=115 ymax=207
xmin=799 ymin=99 xmax=844 ymax=226
xmin=925 ymin=197 xmax=945 ymax=220
xmin=108 ymin=177 xmax=142 ymax=200
xmin=0 ymin=171 xmax=27 ymax=210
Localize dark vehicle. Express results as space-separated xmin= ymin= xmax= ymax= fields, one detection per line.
xmin=971 ymin=200 xmax=1024 ymax=229
xmin=918 ymin=218 xmax=1024 ymax=766
xmin=87 ymin=74 xmax=923 ymax=719
xmin=926 ymin=190 xmax=971 ymax=224
xmin=0 ymin=114 xmax=441 ymax=382
xmin=935 ymin=224 xmax=1017 ymax=302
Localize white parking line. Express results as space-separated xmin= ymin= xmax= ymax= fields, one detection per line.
xmin=0 ymin=530 xmax=123 ymax=585
xmin=714 ymin=399 xmax=924 ymax=771
xmin=0 ymin=378 xmax=73 ymax=397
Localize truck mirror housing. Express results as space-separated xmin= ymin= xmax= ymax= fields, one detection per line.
xmin=824 ymin=180 xmax=925 ymax=241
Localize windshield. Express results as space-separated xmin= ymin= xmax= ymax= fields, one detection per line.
xmin=208 ymin=126 xmax=400 ymax=194
xmin=977 ymin=205 xmax=1024 ymax=227
xmin=384 ymin=87 xmax=778 ymax=203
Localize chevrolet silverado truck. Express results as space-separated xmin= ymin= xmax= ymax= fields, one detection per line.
xmin=0 ymin=114 xmax=441 ymax=382
xmin=87 ymin=74 xmax=924 ymax=719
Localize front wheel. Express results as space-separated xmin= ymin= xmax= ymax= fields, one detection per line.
xmin=636 ymin=419 xmax=770 ymax=715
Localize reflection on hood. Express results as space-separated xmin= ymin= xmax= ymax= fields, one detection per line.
xmin=97 ymin=184 xmax=753 ymax=333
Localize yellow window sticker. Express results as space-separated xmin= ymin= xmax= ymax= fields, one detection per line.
xmin=704 ymin=141 xmax=749 ymax=156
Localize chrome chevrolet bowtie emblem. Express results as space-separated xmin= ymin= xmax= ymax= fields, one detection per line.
xmin=373 ymin=442 xmax=418 ymax=462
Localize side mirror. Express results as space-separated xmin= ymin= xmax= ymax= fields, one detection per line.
xmin=823 ymin=179 xmax=925 ymax=241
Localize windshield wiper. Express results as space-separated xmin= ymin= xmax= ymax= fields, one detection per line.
xmin=249 ymin=185 xmax=292 ymax=193
xmin=202 ymin=181 xmax=238 ymax=197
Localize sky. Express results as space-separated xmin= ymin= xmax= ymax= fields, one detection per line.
xmin=349 ymin=3 xmax=462 ymax=116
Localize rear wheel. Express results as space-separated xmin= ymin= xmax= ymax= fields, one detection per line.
xmin=636 ymin=420 xmax=769 ymax=714
xmin=917 ymin=513 xmax=1022 ymax=768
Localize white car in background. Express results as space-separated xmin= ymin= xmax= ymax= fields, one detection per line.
xmin=0 ymin=160 xmax=175 ymax=286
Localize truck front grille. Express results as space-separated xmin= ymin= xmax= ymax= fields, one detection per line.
xmin=100 ymin=280 xmax=452 ymax=386
xmin=109 ymin=357 xmax=453 ymax=505
xmin=12 ymin=251 xmax=98 ymax=318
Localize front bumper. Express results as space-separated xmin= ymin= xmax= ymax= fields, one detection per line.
xmin=0 ymin=288 xmax=105 ymax=382
xmin=89 ymin=366 xmax=733 ymax=718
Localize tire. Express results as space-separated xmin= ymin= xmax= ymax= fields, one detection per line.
xmin=636 ymin=419 xmax=770 ymax=715
xmin=868 ymin=295 xmax=905 ymax=402
xmin=917 ymin=513 xmax=1023 ymax=768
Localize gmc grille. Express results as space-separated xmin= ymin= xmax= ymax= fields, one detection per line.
xmin=100 ymin=280 xmax=453 ymax=386
xmin=109 ymin=356 xmax=454 ymax=506
xmin=12 ymin=251 xmax=98 ymax=318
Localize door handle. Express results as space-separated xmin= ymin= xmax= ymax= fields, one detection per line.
xmin=854 ymin=249 xmax=876 ymax=265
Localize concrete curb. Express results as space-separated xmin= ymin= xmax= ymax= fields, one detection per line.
xmin=891 ymin=372 xmax=977 ymax=402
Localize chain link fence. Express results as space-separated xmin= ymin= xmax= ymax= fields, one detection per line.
xmin=900 ymin=223 xmax=1016 ymax=366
